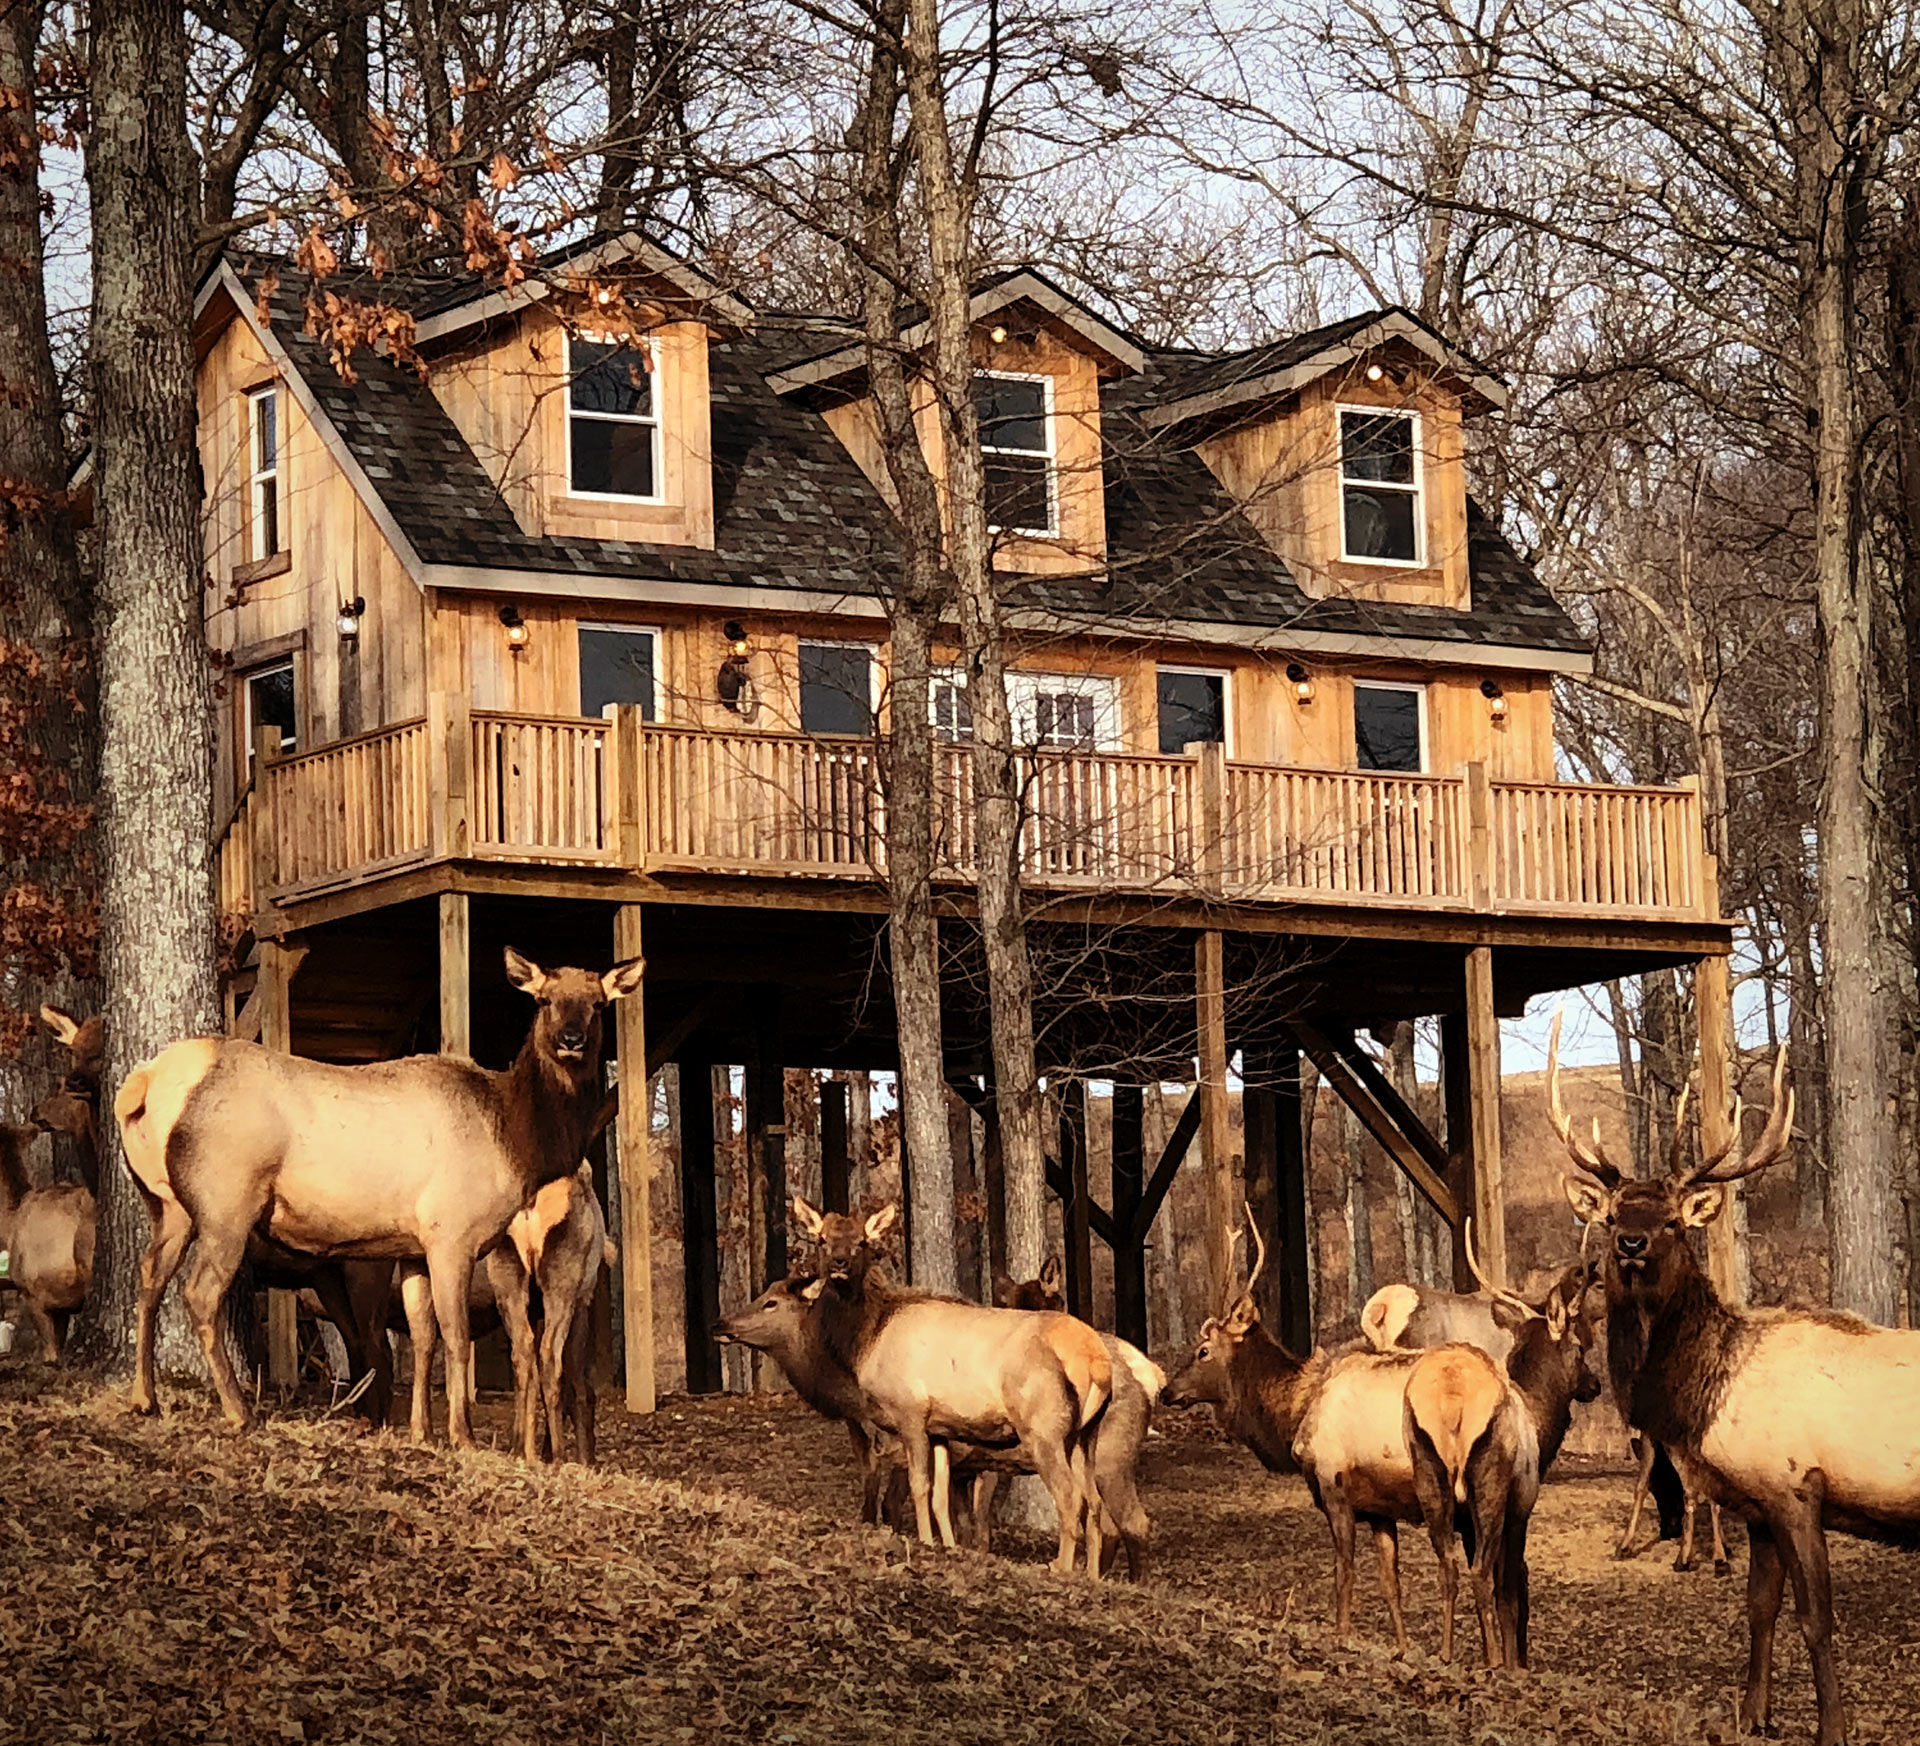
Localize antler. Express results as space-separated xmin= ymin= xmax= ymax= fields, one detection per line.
xmin=1463 ymin=1216 xmax=1539 ymax=1321
xmin=1220 ymin=1220 xmax=1246 ymax=1318
xmin=1664 ymin=1082 xmax=1694 ymax=1177
xmin=1689 ymin=1046 xmax=1795 ymax=1185
xmin=1547 ymin=1008 xmax=1624 ymax=1188
xmin=1242 ymin=1198 xmax=1268 ymax=1303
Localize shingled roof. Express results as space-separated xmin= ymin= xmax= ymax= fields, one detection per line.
xmin=213 ymin=258 xmax=1583 ymax=659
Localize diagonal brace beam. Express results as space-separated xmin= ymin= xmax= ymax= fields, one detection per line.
xmin=1131 ymin=1092 xmax=1205 ymax=1247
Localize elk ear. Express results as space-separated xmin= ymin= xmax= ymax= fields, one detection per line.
xmin=601 ymin=956 xmax=645 ymax=1001
xmin=1563 ymin=1173 xmax=1610 ymax=1226
xmin=864 ymin=1203 xmax=899 ymax=1245
xmin=1677 ymin=1183 xmax=1726 ymax=1228
xmin=504 ymin=947 xmax=548 ymax=997
xmin=1222 ymin=1293 xmax=1257 ymax=1336
xmin=790 ymin=1196 xmax=826 ymax=1239
xmin=1039 ymin=1255 xmax=1064 ymax=1294
xmin=1545 ymin=1286 xmax=1570 ymax=1342
xmin=39 ymin=1006 xmax=79 ymax=1048
xmin=1489 ymin=1297 xmax=1533 ymax=1334
xmin=800 ymin=1277 xmax=825 ymax=1302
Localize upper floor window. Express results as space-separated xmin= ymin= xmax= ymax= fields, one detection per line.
xmin=568 ymin=335 xmax=661 ymax=501
xmin=579 ymin=623 xmax=658 ymax=720
xmin=244 ymin=658 xmax=298 ymax=762
xmin=248 ymin=385 xmax=281 ymax=561
xmin=932 ymin=671 xmax=973 ymax=741
xmin=1339 ymin=409 xmax=1421 ymax=565
xmin=1010 ymin=671 xmax=1119 ymax=750
xmin=1353 ymin=680 xmax=1425 ymax=771
xmin=800 ymin=640 xmax=874 ymax=736
xmin=975 ymin=373 xmax=1055 ymax=536
xmin=1157 ymin=668 xmax=1227 ymax=755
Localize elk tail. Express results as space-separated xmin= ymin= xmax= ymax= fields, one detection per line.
xmin=1052 ymin=1320 xmax=1114 ymax=1434
xmin=603 ymin=1237 xmax=618 ymax=1271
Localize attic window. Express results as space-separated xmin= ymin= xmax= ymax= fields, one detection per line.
xmin=567 ymin=334 xmax=661 ymax=501
xmin=1339 ymin=408 xmax=1421 ymax=565
xmin=974 ymin=373 xmax=1056 ymax=536
xmin=247 ymin=385 xmax=281 ymax=562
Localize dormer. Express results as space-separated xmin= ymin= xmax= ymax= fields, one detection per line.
xmin=417 ymin=233 xmax=751 ymax=550
xmin=1149 ymin=310 xmax=1506 ymax=611
xmin=771 ymin=270 xmax=1144 ymax=575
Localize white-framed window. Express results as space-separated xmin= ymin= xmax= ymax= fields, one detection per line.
xmin=1156 ymin=666 xmax=1230 ymax=756
xmin=800 ymin=640 xmax=878 ymax=736
xmin=579 ymin=623 xmax=659 ymax=720
xmin=975 ymin=372 xmax=1056 ymax=537
xmin=247 ymin=385 xmax=281 ymax=562
xmin=566 ymin=333 xmax=663 ymax=502
xmin=1338 ymin=406 xmax=1422 ymax=566
xmin=243 ymin=659 xmax=298 ymax=763
xmin=931 ymin=669 xmax=973 ymax=741
xmin=1009 ymin=671 xmax=1121 ymax=750
xmin=1353 ymin=680 xmax=1426 ymax=772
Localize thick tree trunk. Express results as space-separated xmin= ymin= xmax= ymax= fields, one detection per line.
xmin=69 ymin=0 xmax=224 ymax=1378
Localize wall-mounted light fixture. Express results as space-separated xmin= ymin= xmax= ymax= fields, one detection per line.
xmin=1481 ymin=677 xmax=1508 ymax=722
xmin=500 ymin=603 xmax=530 ymax=654
xmin=336 ymin=596 xmax=365 ymax=642
xmin=1287 ymin=661 xmax=1315 ymax=705
xmin=718 ymin=619 xmax=756 ymax=715
xmin=1365 ymin=362 xmax=1386 ymax=383
xmin=989 ymin=323 xmax=1009 ymax=344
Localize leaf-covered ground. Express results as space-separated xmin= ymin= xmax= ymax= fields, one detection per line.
xmin=2 ymin=1370 xmax=1915 ymax=1745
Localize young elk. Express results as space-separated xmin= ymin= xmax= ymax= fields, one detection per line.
xmin=792 ymin=1198 xmax=1113 ymax=1576
xmin=1549 ymin=1010 xmax=1918 ymax=1746
xmin=113 ymin=947 xmax=640 ymax=1440
xmin=1402 ymin=1222 xmax=1601 ymax=1668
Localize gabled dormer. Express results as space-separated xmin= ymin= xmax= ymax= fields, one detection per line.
xmin=769 ymin=270 xmax=1144 ymax=576
xmin=1146 ymin=310 xmax=1506 ymax=611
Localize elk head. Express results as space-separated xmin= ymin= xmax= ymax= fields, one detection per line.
xmin=1462 ymin=1216 xmax=1602 ymax=1405
xmin=791 ymin=1196 xmax=896 ymax=1287
xmin=994 ymin=1253 xmax=1066 ymax=1311
xmin=1165 ymin=1208 xmax=1268 ymax=1408
xmin=1549 ymin=1007 xmax=1793 ymax=1311
xmin=716 ymin=1275 xmax=816 ymax=1351
xmin=504 ymin=947 xmax=643 ymax=1082
xmin=40 ymin=1007 xmax=105 ymax=1091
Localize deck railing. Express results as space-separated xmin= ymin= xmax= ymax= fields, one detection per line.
xmin=219 ymin=706 xmax=1712 ymax=924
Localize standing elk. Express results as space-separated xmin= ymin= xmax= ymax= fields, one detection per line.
xmin=1549 ymin=1009 xmax=1918 ymax=1746
xmin=791 ymin=1197 xmax=1113 ymax=1577
xmin=0 ymin=1124 xmax=93 ymax=1363
xmin=112 ymin=946 xmax=640 ymax=1441
xmin=36 ymin=1007 xmax=105 ymax=1194
xmin=1401 ymin=1222 xmax=1601 ymax=1667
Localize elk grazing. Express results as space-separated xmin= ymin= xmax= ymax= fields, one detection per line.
xmin=1401 ymin=1222 xmax=1601 ymax=1668
xmin=1549 ymin=1010 xmax=1918 ymax=1746
xmin=112 ymin=946 xmax=640 ymax=1440
xmin=791 ymin=1197 xmax=1113 ymax=1576
xmin=0 ymin=1124 xmax=93 ymax=1363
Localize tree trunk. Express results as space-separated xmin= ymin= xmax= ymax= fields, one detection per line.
xmin=1341 ymin=1105 xmax=1373 ymax=1319
xmin=70 ymin=0 xmax=224 ymax=1378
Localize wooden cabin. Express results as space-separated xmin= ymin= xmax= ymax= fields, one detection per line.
xmin=193 ymin=234 xmax=1727 ymax=1403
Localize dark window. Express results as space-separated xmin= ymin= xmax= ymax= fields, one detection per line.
xmin=569 ymin=337 xmax=658 ymax=498
xmin=932 ymin=677 xmax=973 ymax=740
xmin=1034 ymin=692 xmax=1097 ymax=749
xmin=1157 ymin=669 xmax=1225 ymax=754
xmin=579 ymin=627 xmax=657 ymax=720
xmin=249 ymin=388 xmax=281 ymax=560
xmin=246 ymin=661 xmax=297 ymax=759
xmin=975 ymin=374 xmax=1053 ymax=534
xmin=800 ymin=642 xmax=873 ymax=736
xmin=1353 ymin=683 xmax=1423 ymax=771
xmin=1340 ymin=411 xmax=1419 ymax=563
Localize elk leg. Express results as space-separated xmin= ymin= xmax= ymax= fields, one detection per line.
xmin=1710 ymin=1503 xmax=1731 ymax=1577
xmin=848 ymin=1422 xmax=883 ymax=1522
xmin=1740 ymin=1519 xmax=1787 ymax=1737
xmin=180 ymin=1221 xmax=254 ymax=1430
xmin=539 ymin=1281 xmax=581 ymax=1465
xmin=131 ymin=1193 xmax=193 ymax=1415
xmin=1026 ymin=1434 xmax=1086 ymax=1576
xmin=1320 ymin=1487 xmax=1359 ymax=1641
xmin=1408 ymin=1421 xmax=1457 ymax=1662
xmin=1774 ymin=1494 xmax=1847 ymax=1746
xmin=1676 ymin=1486 xmax=1697 ymax=1572
xmin=899 ymin=1417 xmax=938 ymax=1546
xmin=967 ymin=1471 xmax=999 ymax=1552
xmin=563 ymin=1302 xmax=595 ymax=1466
xmin=428 ymin=1250 xmax=479 ymax=1450
xmin=1617 ymin=1433 xmax=1655 ymax=1560
xmin=485 ymin=1247 xmax=542 ymax=1463
xmin=1076 ymin=1440 xmax=1105 ymax=1582
xmin=1371 ymin=1520 xmax=1409 ymax=1656
xmin=1501 ymin=1506 xmax=1533 ymax=1670
xmin=399 ymin=1264 xmax=437 ymax=1444
xmin=930 ymin=1443 xmax=959 ymax=1549
xmin=23 ymin=1299 xmax=61 ymax=1366
xmin=1466 ymin=1458 xmax=1509 ymax=1669
xmin=308 ymin=1263 xmax=379 ymax=1423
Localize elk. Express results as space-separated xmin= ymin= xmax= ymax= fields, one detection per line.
xmin=0 ymin=1124 xmax=93 ymax=1362
xmin=1401 ymin=1222 xmax=1601 ymax=1668
xmin=1362 ymin=1280 xmax=1518 ymax=1365
xmin=36 ymin=1007 xmax=105 ymax=1194
xmin=1166 ymin=1215 xmax=1427 ymax=1651
xmin=791 ymin=1197 xmax=1113 ymax=1577
xmin=1549 ymin=1010 xmax=1917 ymax=1746
xmin=112 ymin=946 xmax=640 ymax=1440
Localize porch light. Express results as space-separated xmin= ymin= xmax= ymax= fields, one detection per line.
xmin=718 ymin=620 xmax=755 ymax=714
xmin=989 ymin=324 xmax=1009 ymax=344
xmin=1287 ymin=662 xmax=1315 ymax=705
xmin=1365 ymin=362 xmax=1385 ymax=383
xmin=1481 ymin=677 xmax=1508 ymax=722
xmin=724 ymin=619 xmax=750 ymax=657
xmin=336 ymin=596 xmax=365 ymax=641
xmin=500 ymin=603 xmax=531 ymax=653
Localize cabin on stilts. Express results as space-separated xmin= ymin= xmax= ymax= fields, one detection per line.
xmin=193 ymin=233 xmax=1729 ymax=1404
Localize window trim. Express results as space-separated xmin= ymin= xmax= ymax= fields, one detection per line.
xmin=1155 ymin=664 xmax=1233 ymax=758
xmin=1351 ymin=678 xmax=1428 ymax=773
xmin=1007 ymin=669 xmax=1123 ymax=751
xmin=565 ymin=332 xmax=665 ymax=505
xmin=798 ymin=637 xmax=881 ymax=737
xmin=930 ymin=666 xmax=973 ymax=742
xmin=247 ymin=384 xmax=282 ymax=564
xmin=977 ymin=369 xmax=1058 ymax=539
xmin=578 ymin=620 xmax=662 ymax=721
xmin=241 ymin=655 xmax=301 ymax=767
xmin=1336 ymin=403 xmax=1424 ymax=569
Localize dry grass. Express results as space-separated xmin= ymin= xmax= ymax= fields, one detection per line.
xmin=1 ymin=1370 xmax=1914 ymax=1744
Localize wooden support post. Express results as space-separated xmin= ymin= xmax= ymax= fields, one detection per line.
xmin=1465 ymin=760 xmax=1493 ymax=910
xmin=1242 ymin=1052 xmax=1280 ymax=1323
xmin=250 ymin=726 xmax=280 ymax=927
xmin=1110 ymin=1085 xmax=1147 ymax=1348
xmin=1273 ymin=1045 xmax=1313 ymax=1356
xmin=1463 ymin=946 xmax=1508 ymax=1288
xmin=1196 ymin=929 xmax=1234 ymax=1310
xmin=614 ymin=703 xmax=645 ymax=869
xmin=438 ymin=891 xmax=470 ymax=1058
xmin=613 ymin=905 xmax=655 ymax=1413
xmin=1441 ymin=1012 xmax=1473 ymax=1292
xmin=1061 ymin=1078 xmax=1092 ymax=1318
xmin=258 ymin=936 xmax=305 ymax=1390
xmin=679 ymin=1056 xmax=722 ymax=1394
xmin=819 ymin=1077 xmax=850 ymax=1215
xmin=744 ymin=1017 xmax=788 ymax=1290
xmin=427 ymin=691 xmax=471 ymax=860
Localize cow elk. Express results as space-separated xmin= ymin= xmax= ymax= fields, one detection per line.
xmin=0 ymin=1124 xmax=93 ymax=1363
xmin=112 ymin=946 xmax=640 ymax=1440
xmin=1549 ymin=1008 xmax=1917 ymax=1746
xmin=791 ymin=1197 xmax=1113 ymax=1577
xmin=36 ymin=1007 xmax=106 ymax=1195
xmin=1401 ymin=1222 xmax=1601 ymax=1668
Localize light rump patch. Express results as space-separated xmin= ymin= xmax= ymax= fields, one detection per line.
xmin=113 ymin=1036 xmax=223 ymax=1201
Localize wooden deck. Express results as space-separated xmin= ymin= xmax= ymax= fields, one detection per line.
xmin=217 ymin=701 xmax=1714 ymax=930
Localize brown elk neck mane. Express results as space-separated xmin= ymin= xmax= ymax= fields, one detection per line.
xmin=1228 ymin=1324 xmax=1322 ymax=1473
xmin=494 ymin=1032 xmax=605 ymax=1193
xmin=812 ymin=1266 xmax=973 ymax=1374
xmin=1615 ymin=1255 xmax=1751 ymax=1452
xmin=1504 ymin=1320 xmax=1581 ymax=1469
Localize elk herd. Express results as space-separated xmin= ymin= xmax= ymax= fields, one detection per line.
xmin=2 ymin=963 xmax=1915 ymax=1745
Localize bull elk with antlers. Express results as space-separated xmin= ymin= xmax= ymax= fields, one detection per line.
xmin=1549 ymin=1008 xmax=1919 ymax=1746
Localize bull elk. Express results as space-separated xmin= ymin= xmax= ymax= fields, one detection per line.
xmin=1549 ymin=1009 xmax=1918 ymax=1746
xmin=112 ymin=947 xmax=640 ymax=1441
xmin=791 ymin=1198 xmax=1113 ymax=1577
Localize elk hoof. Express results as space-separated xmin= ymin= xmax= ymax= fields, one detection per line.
xmin=129 ymin=1390 xmax=158 ymax=1417
xmin=1673 ymin=1556 xmax=1693 ymax=1574
xmin=1613 ymin=1544 xmax=1638 ymax=1563
xmin=1713 ymin=1558 xmax=1733 ymax=1579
